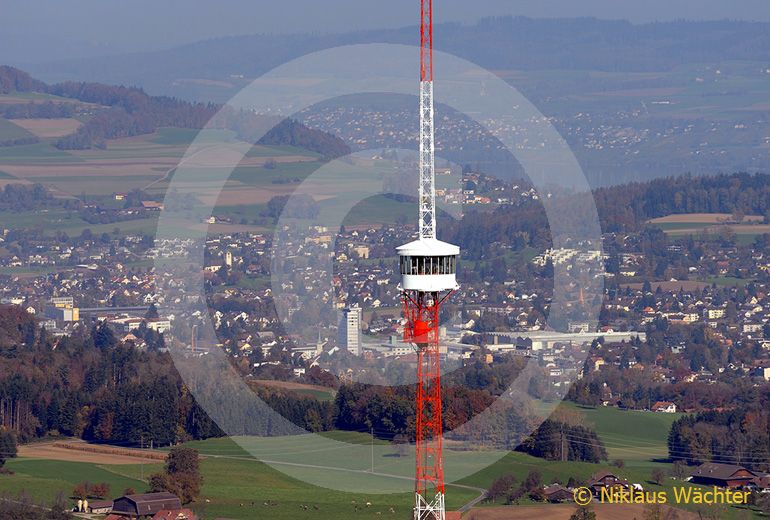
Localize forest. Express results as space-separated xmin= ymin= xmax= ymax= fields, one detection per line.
xmin=0 ymin=305 xmax=549 ymax=451
xmin=0 ymin=306 xmax=221 ymax=445
xmin=668 ymin=406 xmax=770 ymax=471
xmin=0 ymin=65 xmax=350 ymax=158
xmin=0 ymin=66 xmax=46 ymax=94
xmin=0 ymin=183 xmax=68 ymax=212
xmin=593 ymin=172 xmax=770 ymax=232
xmin=444 ymin=172 xmax=770 ymax=262
xmin=518 ymin=418 xmax=607 ymax=463
xmin=0 ymin=301 xmax=608 ymax=462
xmin=0 ymin=101 xmax=75 ymax=119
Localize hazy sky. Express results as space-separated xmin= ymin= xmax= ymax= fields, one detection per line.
xmin=3 ymin=0 xmax=769 ymax=63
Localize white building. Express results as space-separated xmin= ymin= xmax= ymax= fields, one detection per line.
xmin=109 ymin=317 xmax=171 ymax=334
xmin=338 ymin=306 xmax=362 ymax=356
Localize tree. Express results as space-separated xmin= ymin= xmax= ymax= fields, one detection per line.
xmin=671 ymin=460 xmax=688 ymax=480
xmin=265 ymin=194 xmax=319 ymax=221
xmin=0 ymin=429 xmax=17 ymax=468
xmin=643 ymin=503 xmax=681 ymax=520
xmin=165 ymin=447 xmax=200 ymax=476
xmin=487 ymin=474 xmax=516 ymax=503
xmin=651 ymin=468 xmax=665 ymax=486
xmin=72 ymin=483 xmax=89 ymax=499
xmin=145 ymin=303 xmax=159 ymax=320
xmin=92 ymin=322 xmax=117 ymax=349
xmin=756 ymin=493 xmax=770 ymax=516
xmin=523 ymin=470 xmax=542 ymax=491
xmin=148 ymin=473 xmax=172 ymax=494
xmin=569 ymin=505 xmax=597 ymax=520
xmin=173 ymin=472 xmax=202 ymax=505
xmin=90 ymin=482 xmax=110 ymax=499
xmin=520 ymin=419 xmax=607 ymax=463
xmin=149 ymin=447 xmax=202 ymax=504
xmin=506 ymin=486 xmax=526 ymax=505
xmin=393 ymin=434 xmax=409 ymax=458
xmin=50 ymin=491 xmax=73 ymax=520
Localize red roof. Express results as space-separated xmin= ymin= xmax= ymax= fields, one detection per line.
xmin=152 ymin=509 xmax=197 ymax=520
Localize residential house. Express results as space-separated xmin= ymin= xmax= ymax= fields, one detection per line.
xmin=690 ymin=463 xmax=757 ymax=488
xmin=542 ymin=484 xmax=573 ymax=503
xmin=651 ymin=401 xmax=677 ymax=413
xmin=588 ymin=471 xmax=630 ymax=496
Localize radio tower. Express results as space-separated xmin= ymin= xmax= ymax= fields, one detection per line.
xmin=397 ymin=1 xmax=459 ymax=518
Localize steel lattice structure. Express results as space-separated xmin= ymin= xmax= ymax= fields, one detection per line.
xmin=418 ymin=0 xmax=436 ymax=241
xmin=397 ymin=2 xmax=459 ymax=519
xmin=402 ymin=290 xmax=450 ymax=520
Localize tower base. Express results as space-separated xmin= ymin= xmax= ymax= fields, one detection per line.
xmin=415 ymin=491 xmax=445 ymax=520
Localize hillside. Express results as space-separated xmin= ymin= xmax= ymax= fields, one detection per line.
xmin=23 ymin=18 xmax=770 ymax=91
xmin=18 ymin=17 xmax=770 ymax=186
xmin=0 ymin=65 xmax=349 ymax=158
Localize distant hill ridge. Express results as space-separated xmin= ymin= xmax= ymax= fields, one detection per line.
xmin=23 ymin=16 xmax=770 ymax=98
xmin=0 ymin=66 xmax=47 ymax=94
xmin=0 ymin=65 xmax=349 ymax=158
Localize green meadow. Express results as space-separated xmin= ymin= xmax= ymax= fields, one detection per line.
xmin=1 ymin=405 xmax=764 ymax=518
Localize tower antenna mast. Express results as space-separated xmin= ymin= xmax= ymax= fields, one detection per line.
xmin=418 ymin=0 xmax=436 ymax=240
xmin=397 ymin=2 xmax=460 ymax=518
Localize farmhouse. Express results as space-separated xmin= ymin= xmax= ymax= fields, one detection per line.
xmin=141 ymin=201 xmax=164 ymax=211
xmin=651 ymin=401 xmax=677 ymax=413
xmin=588 ymin=471 xmax=631 ymax=495
xmin=542 ymin=484 xmax=573 ymax=503
xmin=690 ymin=463 xmax=757 ymax=488
xmin=107 ymin=492 xmax=181 ymax=518
xmin=87 ymin=499 xmax=114 ymax=514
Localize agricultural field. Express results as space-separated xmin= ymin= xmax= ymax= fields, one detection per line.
xmin=9 ymin=118 xmax=82 ymax=138
xmin=622 ymin=281 xmax=710 ymax=293
xmin=466 ymin=503 xmax=699 ymax=520
xmin=0 ymin=91 xmax=95 ymax=106
xmin=0 ymin=120 xmax=419 ymax=238
xmin=648 ymin=213 xmax=769 ymax=240
xmin=2 ymin=434 xmax=480 ymax=520
xmin=0 ymin=458 xmax=147 ymax=505
xmin=461 ymin=403 xmax=762 ymax=519
xmin=452 ymin=401 xmax=677 ymax=495
xmin=0 ymin=405 xmax=764 ymax=519
xmin=0 ymin=208 xmax=159 ymax=237
xmin=566 ymin=404 xmax=679 ymax=460
xmin=0 ymin=118 xmax=325 ymax=199
xmin=251 ymin=379 xmax=337 ymax=401
xmin=0 ymin=117 xmax=36 ymax=141
xmin=17 ymin=441 xmax=162 ymax=465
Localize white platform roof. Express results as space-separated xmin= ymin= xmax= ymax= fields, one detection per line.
xmin=397 ymin=238 xmax=460 ymax=256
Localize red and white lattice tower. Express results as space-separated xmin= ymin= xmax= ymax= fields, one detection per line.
xmin=397 ymin=1 xmax=459 ymax=518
